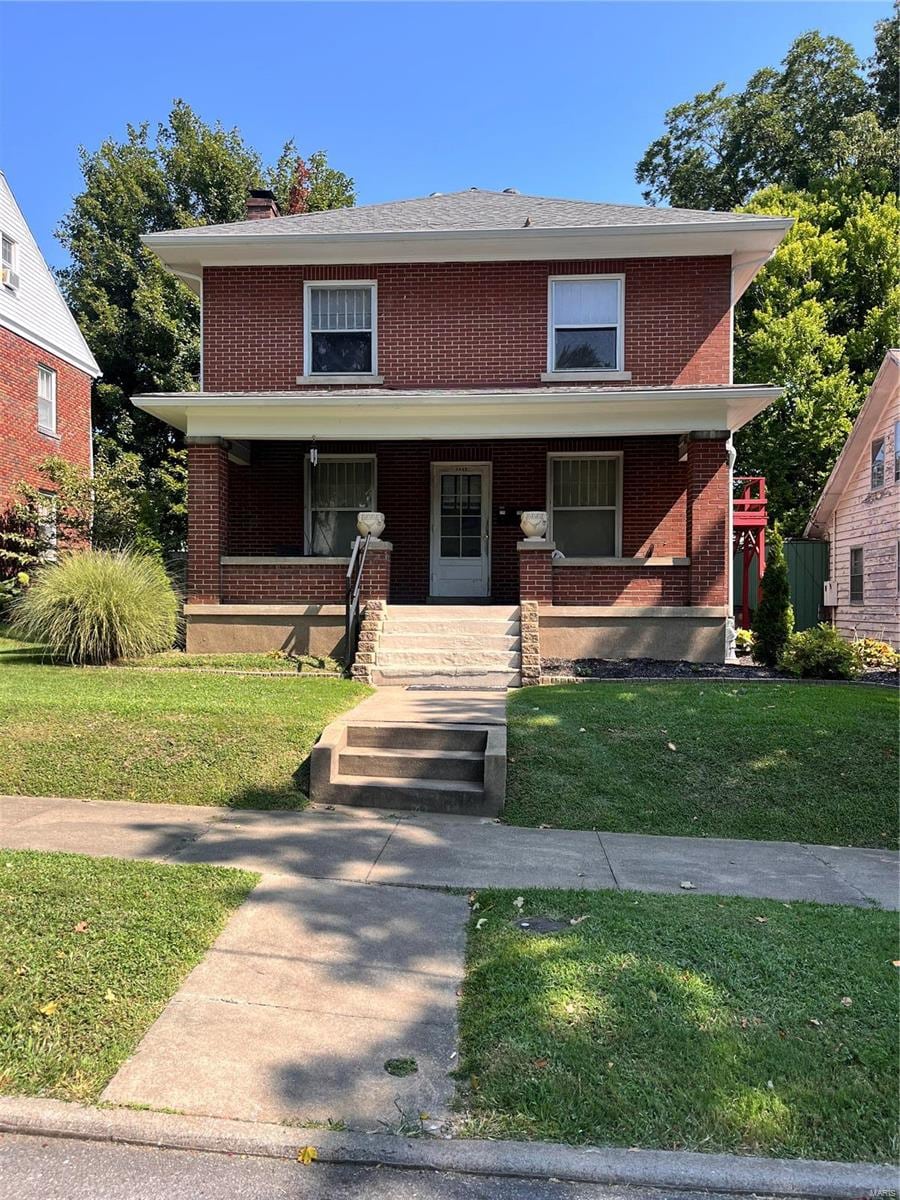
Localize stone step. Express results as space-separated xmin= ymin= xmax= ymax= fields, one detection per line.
xmin=387 ymin=605 xmax=520 ymax=619
xmin=346 ymin=724 xmax=489 ymax=752
xmin=370 ymin=667 xmax=520 ymax=689
xmin=382 ymin=619 xmax=520 ymax=637
xmin=379 ymin=632 xmax=520 ymax=652
xmin=320 ymin=774 xmax=500 ymax=817
xmin=338 ymin=747 xmax=484 ymax=783
xmin=377 ymin=649 xmax=521 ymax=669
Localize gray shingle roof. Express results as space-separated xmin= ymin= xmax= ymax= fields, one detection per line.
xmin=152 ymin=188 xmax=773 ymax=240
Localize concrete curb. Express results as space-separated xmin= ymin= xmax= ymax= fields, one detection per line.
xmin=0 ymin=1097 xmax=895 ymax=1198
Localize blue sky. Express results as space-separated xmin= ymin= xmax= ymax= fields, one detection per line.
xmin=0 ymin=1 xmax=887 ymax=269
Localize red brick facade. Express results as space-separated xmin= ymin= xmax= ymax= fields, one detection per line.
xmin=0 ymin=325 xmax=92 ymax=507
xmin=185 ymin=434 xmax=729 ymax=608
xmin=203 ymin=257 xmax=731 ymax=391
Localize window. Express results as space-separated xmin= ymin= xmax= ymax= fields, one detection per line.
xmin=871 ymin=437 xmax=885 ymax=490
xmin=548 ymin=276 xmax=623 ymax=373
xmin=895 ymin=422 xmax=900 ymax=482
xmin=1 ymin=233 xmax=17 ymax=290
xmin=305 ymin=456 xmax=375 ymax=556
xmin=37 ymin=366 xmax=57 ymax=433
xmin=304 ymin=282 xmax=376 ymax=376
xmin=37 ymin=491 xmax=58 ymax=559
xmin=849 ymin=546 xmax=864 ymax=605
xmin=548 ymin=454 xmax=621 ymax=557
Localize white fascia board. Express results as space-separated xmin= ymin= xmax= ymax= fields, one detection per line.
xmin=0 ymin=312 xmax=101 ymax=378
xmin=133 ymin=386 xmax=781 ymax=441
xmin=143 ymin=222 xmax=792 ymax=293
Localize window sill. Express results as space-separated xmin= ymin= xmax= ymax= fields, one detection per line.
xmin=551 ymin=556 xmax=690 ymax=567
xmin=221 ymin=555 xmax=351 ymax=566
xmin=541 ymin=370 xmax=632 ymax=383
xmin=38 ymin=427 xmax=60 ymax=440
xmin=296 ymin=374 xmax=384 ymax=386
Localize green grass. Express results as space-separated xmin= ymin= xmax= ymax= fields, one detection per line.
xmin=0 ymin=632 xmax=370 ymax=807
xmin=0 ymin=849 xmax=256 ymax=1101
xmin=118 ymin=651 xmax=343 ymax=674
xmin=506 ymin=683 xmax=898 ymax=848
xmin=458 ymin=888 xmax=899 ymax=1161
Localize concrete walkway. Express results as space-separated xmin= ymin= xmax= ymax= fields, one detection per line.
xmin=2 ymin=794 xmax=897 ymax=907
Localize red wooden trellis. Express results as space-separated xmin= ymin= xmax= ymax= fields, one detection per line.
xmin=733 ymin=476 xmax=768 ymax=629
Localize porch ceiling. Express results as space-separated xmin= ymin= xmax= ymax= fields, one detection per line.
xmin=132 ymin=384 xmax=780 ymax=440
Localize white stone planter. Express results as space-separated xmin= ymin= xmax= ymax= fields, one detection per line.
xmin=520 ymin=510 xmax=548 ymax=540
xmin=357 ymin=511 xmax=385 ymax=538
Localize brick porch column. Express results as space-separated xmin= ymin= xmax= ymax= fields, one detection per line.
xmin=359 ymin=539 xmax=392 ymax=602
xmin=518 ymin=539 xmax=555 ymax=604
xmin=186 ymin=438 xmax=229 ymax=604
xmin=685 ymin=432 xmax=730 ymax=607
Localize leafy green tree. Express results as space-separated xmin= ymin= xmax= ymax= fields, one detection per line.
xmin=734 ymin=184 xmax=899 ymax=532
xmin=868 ymin=3 xmax=900 ymax=127
xmin=752 ymin=526 xmax=794 ymax=667
xmin=637 ymin=30 xmax=889 ymax=208
xmin=57 ymin=100 xmax=355 ymax=469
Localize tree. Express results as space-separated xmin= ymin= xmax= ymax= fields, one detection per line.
xmin=752 ymin=527 xmax=794 ymax=667
xmin=637 ymin=30 xmax=888 ymax=208
xmin=734 ymin=184 xmax=900 ymax=532
xmin=57 ymin=101 xmax=355 ymax=469
xmin=868 ymin=3 xmax=900 ymax=127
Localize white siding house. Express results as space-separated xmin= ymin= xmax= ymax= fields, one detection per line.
xmin=806 ymin=350 xmax=900 ymax=648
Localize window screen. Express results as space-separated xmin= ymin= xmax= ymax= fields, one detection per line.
xmin=307 ymin=286 xmax=374 ymax=374
xmin=550 ymin=456 xmax=619 ymax=556
xmin=308 ymin=458 xmax=375 ymax=556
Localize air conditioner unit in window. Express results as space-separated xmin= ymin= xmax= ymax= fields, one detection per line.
xmin=823 ymin=579 xmax=837 ymax=606
xmin=1 ymin=267 xmax=19 ymax=290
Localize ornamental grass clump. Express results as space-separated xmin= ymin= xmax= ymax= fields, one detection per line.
xmin=12 ymin=549 xmax=177 ymax=665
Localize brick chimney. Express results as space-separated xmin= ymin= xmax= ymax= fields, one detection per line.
xmin=245 ymin=188 xmax=280 ymax=220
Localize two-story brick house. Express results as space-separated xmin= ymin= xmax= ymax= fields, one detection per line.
xmin=135 ymin=188 xmax=790 ymax=680
xmin=0 ymin=170 xmax=99 ymax=516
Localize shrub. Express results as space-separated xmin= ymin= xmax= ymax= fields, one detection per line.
xmin=851 ymin=637 xmax=900 ymax=670
xmin=752 ymin=527 xmax=794 ymax=666
xmin=11 ymin=549 xmax=177 ymax=665
xmin=733 ymin=627 xmax=755 ymax=657
xmin=779 ymin=624 xmax=859 ymax=680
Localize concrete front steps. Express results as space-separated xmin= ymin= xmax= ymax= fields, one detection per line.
xmin=310 ymin=721 xmax=506 ymax=816
xmin=370 ymin=605 xmax=522 ymax=688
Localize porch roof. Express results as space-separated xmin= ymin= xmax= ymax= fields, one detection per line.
xmin=133 ymin=383 xmax=780 ymax=441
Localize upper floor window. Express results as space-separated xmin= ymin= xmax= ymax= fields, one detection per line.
xmin=548 ymin=453 xmax=621 ymax=557
xmin=548 ymin=276 xmax=624 ymax=373
xmin=849 ymin=546 xmax=864 ymax=605
xmin=1 ymin=233 xmax=18 ymax=291
xmin=871 ymin=437 xmax=885 ymax=490
xmin=37 ymin=365 xmax=57 ymax=434
xmin=304 ymin=282 xmax=376 ymax=376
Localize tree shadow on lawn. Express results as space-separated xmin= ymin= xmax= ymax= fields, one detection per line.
xmin=223 ymin=753 xmax=313 ymax=810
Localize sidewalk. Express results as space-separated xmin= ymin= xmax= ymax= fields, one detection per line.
xmin=2 ymin=793 xmax=897 ymax=907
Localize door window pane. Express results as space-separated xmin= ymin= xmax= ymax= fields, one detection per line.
xmin=438 ymin=472 xmax=483 ymax=559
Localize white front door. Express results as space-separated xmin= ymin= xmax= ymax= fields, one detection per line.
xmin=430 ymin=463 xmax=491 ymax=597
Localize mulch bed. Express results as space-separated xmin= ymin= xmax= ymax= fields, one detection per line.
xmin=542 ymin=656 xmax=899 ymax=687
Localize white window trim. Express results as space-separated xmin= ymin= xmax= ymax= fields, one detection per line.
xmin=303 ymin=452 xmax=377 ymax=555
xmin=545 ymin=274 xmax=626 ymax=379
xmin=870 ymin=436 xmax=886 ymax=491
xmin=1 ymin=232 xmax=18 ymax=291
xmin=37 ymin=364 xmax=58 ymax=436
xmin=302 ymin=280 xmax=378 ymax=380
xmin=546 ymin=451 xmax=623 ymax=558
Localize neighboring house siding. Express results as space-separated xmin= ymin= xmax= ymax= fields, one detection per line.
xmin=203 ymin=257 xmax=731 ymax=391
xmin=223 ymin=436 xmax=694 ymax=604
xmin=0 ymin=325 xmax=92 ymax=506
xmin=830 ymin=391 xmax=900 ymax=648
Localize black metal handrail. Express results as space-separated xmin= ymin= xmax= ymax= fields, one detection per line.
xmin=344 ymin=532 xmax=371 ymax=669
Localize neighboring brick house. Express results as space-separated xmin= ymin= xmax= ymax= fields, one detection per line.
xmin=806 ymin=350 xmax=900 ymax=649
xmin=0 ymin=170 xmax=99 ymax=522
xmin=135 ymin=188 xmax=790 ymax=673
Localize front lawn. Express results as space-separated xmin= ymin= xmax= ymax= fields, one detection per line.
xmin=506 ymin=683 xmax=898 ymax=848
xmin=0 ymin=633 xmax=370 ymax=807
xmin=0 ymin=849 xmax=256 ymax=1101
xmin=458 ymin=888 xmax=898 ymax=1162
